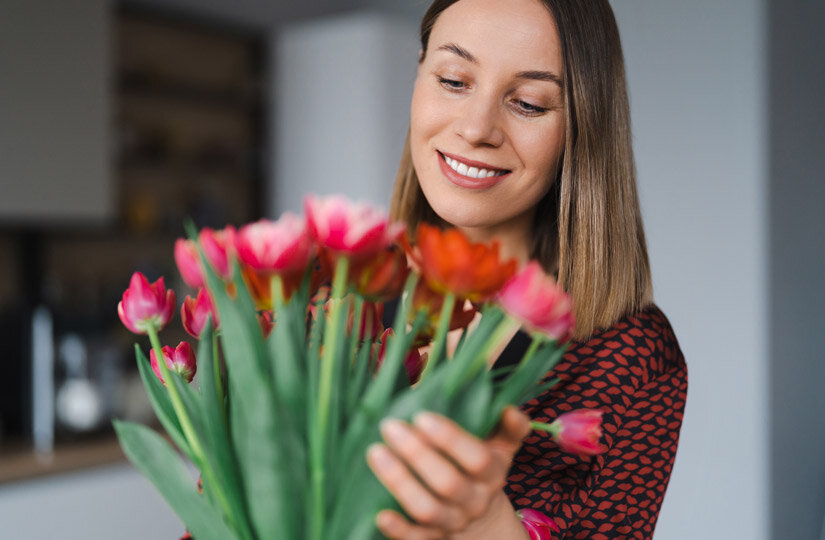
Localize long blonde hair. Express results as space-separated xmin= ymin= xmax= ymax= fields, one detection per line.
xmin=391 ymin=0 xmax=652 ymax=340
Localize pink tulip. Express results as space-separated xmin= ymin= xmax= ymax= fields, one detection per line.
xmin=118 ymin=272 xmax=176 ymax=334
xmin=551 ymin=409 xmax=604 ymax=457
xmin=174 ymin=238 xmax=205 ymax=289
xmin=150 ymin=341 xmax=197 ymax=384
xmin=200 ymin=226 xmax=236 ymax=280
xmin=235 ymin=215 xmax=315 ymax=274
xmin=181 ymin=288 xmax=219 ymax=339
xmin=497 ymin=262 xmax=575 ymax=342
xmin=304 ymin=194 xmax=404 ymax=259
xmin=517 ymin=508 xmax=559 ymax=539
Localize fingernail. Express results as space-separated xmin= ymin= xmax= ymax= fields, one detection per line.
xmin=413 ymin=411 xmax=441 ymax=434
xmin=366 ymin=443 xmax=392 ymax=469
xmin=380 ymin=418 xmax=409 ymax=443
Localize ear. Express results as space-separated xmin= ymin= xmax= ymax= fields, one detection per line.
xmin=418 ymin=48 xmax=425 ymax=63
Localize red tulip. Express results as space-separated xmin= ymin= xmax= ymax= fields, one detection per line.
xmin=174 ymin=238 xmax=205 ymax=289
xmin=117 ymin=272 xmax=176 ymax=334
xmin=304 ymin=194 xmax=404 ymax=259
xmin=517 ymin=508 xmax=559 ymax=539
xmin=551 ymin=409 xmax=604 ymax=457
xmin=349 ymin=244 xmax=410 ymax=301
xmin=199 ymin=226 xmax=236 ymax=280
xmin=257 ymin=310 xmax=275 ymax=339
xmin=235 ymin=215 xmax=315 ymax=275
xmin=181 ymin=288 xmax=219 ymax=339
xmin=411 ymin=224 xmax=517 ymax=302
xmin=497 ymin=262 xmax=575 ymax=342
xmin=411 ymin=279 xmax=478 ymax=337
xmin=150 ymin=341 xmax=197 ymax=384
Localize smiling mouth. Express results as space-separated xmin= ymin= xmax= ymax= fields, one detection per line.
xmin=438 ymin=151 xmax=510 ymax=179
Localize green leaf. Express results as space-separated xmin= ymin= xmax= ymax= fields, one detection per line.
xmin=113 ymin=420 xmax=238 ymax=540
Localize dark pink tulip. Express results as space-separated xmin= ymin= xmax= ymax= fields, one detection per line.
xmin=199 ymin=226 xmax=236 ymax=280
xmin=304 ymin=194 xmax=403 ymax=259
xmin=552 ymin=409 xmax=604 ymax=457
xmin=181 ymin=288 xmax=219 ymax=339
xmin=235 ymin=215 xmax=314 ymax=274
xmin=174 ymin=238 xmax=205 ymax=289
xmin=517 ymin=508 xmax=559 ymax=539
xmin=150 ymin=341 xmax=197 ymax=384
xmin=117 ymin=272 xmax=176 ymax=334
xmin=375 ymin=328 xmax=425 ymax=384
xmin=497 ymin=262 xmax=575 ymax=342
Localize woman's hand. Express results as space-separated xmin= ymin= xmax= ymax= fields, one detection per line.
xmin=366 ymin=406 xmax=532 ymax=540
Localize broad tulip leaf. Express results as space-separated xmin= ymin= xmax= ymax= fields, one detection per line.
xmin=113 ymin=420 xmax=238 ymax=540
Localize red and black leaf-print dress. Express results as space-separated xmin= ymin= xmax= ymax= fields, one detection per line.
xmin=181 ymin=305 xmax=686 ymax=539
xmin=501 ymin=304 xmax=687 ymax=539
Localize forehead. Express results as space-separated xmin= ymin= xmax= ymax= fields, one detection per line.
xmin=429 ymin=0 xmax=562 ymax=71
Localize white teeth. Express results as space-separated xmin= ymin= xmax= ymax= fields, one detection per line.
xmin=443 ymin=154 xmax=505 ymax=179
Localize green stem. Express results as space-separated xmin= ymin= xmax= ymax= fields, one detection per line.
xmin=418 ymin=292 xmax=455 ymax=382
xmin=147 ymin=326 xmax=239 ymax=537
xmin=312 ymin=256 xmax=349 ymax=540
xmin=212 ymin=331 xmax=226 ymax=426
xmin=530 ymin=420 xmax=560 ymax=436
xmin=474 ymin=315 xmax=521 ymax=373
xmin=271 ymin=274 xmax=285 ymax=311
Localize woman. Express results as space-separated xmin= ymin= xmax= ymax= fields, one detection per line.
xmin=366 ymin=0 xmax=687 ymax=538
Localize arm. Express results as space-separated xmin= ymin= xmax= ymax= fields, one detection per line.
xmin=367 ymin=406 xmax=533 ymax=540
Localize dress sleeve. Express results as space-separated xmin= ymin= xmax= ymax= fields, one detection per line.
xmin=505 ymin=308 xmax=687 ymax=539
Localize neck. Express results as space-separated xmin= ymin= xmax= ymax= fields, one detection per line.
xmin=457 ymin=212 xmax=533 ymax=267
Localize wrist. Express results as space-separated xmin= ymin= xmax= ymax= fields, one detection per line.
xmin=449 ymin=492 xmax=530 ymax=540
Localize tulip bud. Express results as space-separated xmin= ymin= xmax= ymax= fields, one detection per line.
xmin=181 ymin=288 xmax=219 ymax=339
xmin=517 ymin=508 xmax=559 ymax=539
xmin=174 ymin=238 xmax=204 ymax=289
xmin=150 ymin=341 xmax=197 ymax=384
xmin=117 ymin=272 xmax=176 ymax=334
xmin=497 ymin=261 xmax=574 ymax=342
xmin=550 ymin=409 xmax=604 ymax=457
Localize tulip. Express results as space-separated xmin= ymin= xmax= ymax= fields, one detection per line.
xmin=545 ymin=409 xmax=604 ymax=457
xmin=257 ymin=310 xmax=275 ymax=339
xmin=200 ymin=226 xmax=236 ymax=280
xmin=181 ymin=288 xmax=219 ymax=339
xmin=235 ymin=215 xmax=315 ymax=275
xmin=150 ymin=341 xmax=197 ymax=384
xmin=375 ymin=328 xmax=426 ymax=384
xmin=174 ymin=238 xmax=205 ymax=289
xmin=305 ymin=194 xmax=404 ymax=259
xmin=349 ymin=244 xmax=409 ymax=301
xmin=517 ymin=508 xmax=560 ymax=539
xmin=118 ymin=272 xmax=176 ymax=334
xmin=411 ymin=224 xmax=517 ymax=302
xmin=497 ymin=262 xmax=575 ymax=342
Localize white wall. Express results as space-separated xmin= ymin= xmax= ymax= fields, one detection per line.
xmin=0 ymin=464 xmax=183 ymax=539
xmin=0 ymin=0 xmax=112 ymax=225
xmin=610 ymin=1 xmax=768 ymax=538
xmin=271 ymin=12 xmax=417 ymax=215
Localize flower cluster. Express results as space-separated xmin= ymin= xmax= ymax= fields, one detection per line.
xmin=115 ymin=194 xmax=600 ymax=540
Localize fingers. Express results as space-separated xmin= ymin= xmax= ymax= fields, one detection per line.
xmin=367 ymin=443 xmax=468 ymax=531
xmin=411 ymin=412 xmax=499 ymax=480
xmin=489 ymin=407 xmax=532 ymax=450
xmin=380 ymin=419 xmax=480 ymax=505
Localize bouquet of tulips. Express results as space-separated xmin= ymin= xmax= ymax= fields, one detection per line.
xmin=114 ymin=194 xmax=600 ymax=540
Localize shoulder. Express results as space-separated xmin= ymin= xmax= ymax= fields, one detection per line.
xmin=542 ymin=305 xmax=685 ymax=400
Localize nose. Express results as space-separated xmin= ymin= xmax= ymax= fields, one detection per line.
xmin=453 ymin=93 xmax=504 ymax=148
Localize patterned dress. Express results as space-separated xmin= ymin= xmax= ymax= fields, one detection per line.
xmin=502 ymin=305 xmax=687 ymax=539
xmin=181 ymin=304 xmax=686 ymax=539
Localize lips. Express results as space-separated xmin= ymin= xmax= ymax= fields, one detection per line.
xmin=437 ymin=151 xmax=510 ymax=189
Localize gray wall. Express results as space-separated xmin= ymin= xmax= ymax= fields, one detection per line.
xmin=768 ymin=1 xmax=825 ymax=538
xmin=0 ymin=0 xmax=112 ymax=225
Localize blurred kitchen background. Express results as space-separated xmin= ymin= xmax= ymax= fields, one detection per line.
xmin=0 ymin=0 xmax=822 ymax=538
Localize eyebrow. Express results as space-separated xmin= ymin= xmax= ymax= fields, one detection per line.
xmin=435 ymin=42 xmax=563 ymax=88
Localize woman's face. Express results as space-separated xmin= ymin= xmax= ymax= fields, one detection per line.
xmin=410 ymin=0 xmax=565 ymax=247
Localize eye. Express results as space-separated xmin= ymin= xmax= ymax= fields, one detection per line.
xmin=513 ymin=99 xmax=548 ymax=116
xmin=438 ymin=76 xmax=467 ymax=91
